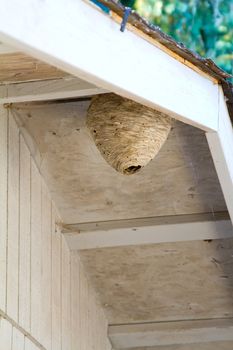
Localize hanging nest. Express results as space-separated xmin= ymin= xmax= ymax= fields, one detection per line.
xmin=86 ymin=93 xmax=172 ymax=175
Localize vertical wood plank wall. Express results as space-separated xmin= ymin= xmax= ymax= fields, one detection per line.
xmin=0 ymin=106 xmax=112 ymax=350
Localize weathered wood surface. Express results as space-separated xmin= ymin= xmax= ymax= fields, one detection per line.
xmin=11 ymin=101 xmax=227 ymax=224
xmin=0 ymin=0 xmax=219 ymax=131
xmin=64 ymin=212 xmax=232 ymax=250
xmin=79 ymin=238 xmax=233 ymax=325
xmin=0 ymin=53 xmax=68 ymax=83
xmin=206 ymin=87 xmax=233 ymax=223
xmin=0 ymin=77 xmax=107 ymax=103
xmin=0 ymin=41 xmax=18 ymax=54
xmin=0 ymin=107 xmax=111 ymax=350
xmin=109 ymin=318 xmax=233 ymax=348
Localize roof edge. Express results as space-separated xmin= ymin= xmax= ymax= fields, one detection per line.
xmin=94 ymin=0 xmax=231 ymax=83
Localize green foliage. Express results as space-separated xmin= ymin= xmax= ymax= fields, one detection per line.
xmin=121 ymin=0 xmax=233 ymax=76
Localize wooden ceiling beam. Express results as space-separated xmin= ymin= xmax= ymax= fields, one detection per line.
xmin=0 ymin=0 xmax=232 ymax=223
xmin=62 ymin=212 xmax=232 ymax=250
xmin=108 ymin=318 xmax=233 ymax=349
xmin=0 ymin=77 xmax=107 ymax=103
xmin=0 ymin=0 xmax=219 ymax=131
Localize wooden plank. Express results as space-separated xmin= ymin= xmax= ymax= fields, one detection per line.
xmin=51 ymin=205 xmax=61 ymax=350
xmin=63 ymin=212 xmax=233 ymax=250
xmin=41 ymin=181 xmax=52 ymax=350
xmin=0 ymin=317 xmax=12 ymax=350
xmin=70 ymin=252 xmax=80 ymax=350
xmin=80 ymin=265 xmax=88 ymax=350
xmin=0 ymin=53 xmax=68 ymax=83
xmin=6 ymin=113 xmax=20 ymax=322
xmin=61 ymin=236 xmax=71 ymax=350
xmin=19 ymin=135 xmax=31 ymax=331
xmin=109 ymin=318 xmax=233 ymax=348
xmin=0 ymin=106 xmax=8 ymax=312
xmin=24 ymin=337 xmax=39 ymax=350
xmin=12 ymin=327 xmax=25 ymax=350
xmin=0 ymin=0 xmax=219 ymax=131
xmin=206 ymin=87 xmax=233 ymax=223
xmin=88 ymin=286 xmax=95 ymax=350
xmin=30 ymin=160 xmax=42 ymax=342
xmin=0 ymin=77 xmax=107 ymax=103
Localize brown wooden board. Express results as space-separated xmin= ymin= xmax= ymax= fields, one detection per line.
xmin=0 ymin=52 xmax=68 ymax=84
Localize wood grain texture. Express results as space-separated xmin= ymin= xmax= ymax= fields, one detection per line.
xmin=80 ymin=265 xmax=88 ymax=350
xmin=51 ymin=205 xmax=61 ymax=350
xmin=0 ymin=107 xmax=8 ymax=312
xmin=0 ymin=53 xmax=68 ymax=83
xmin=61 ymin=236 xmax=71 ymax=350
xmin=19 ymin=135 xmax=31 ymax=331
xmin=0 ymin=317 xmax=12 ymax=350
xmin=70 ymin=252 xmax=80 ymax=350
xmin=0 ymin=77 xmax=106 ymax=103
xmin=13 ymin=101 xmax=227 ymax=224
xmin=79 ymin=238 xmax=233 ymax=325
xmin=0 ymin=110 xmax=112 ymax=350
xmin=30 ymin=160 xmax=42 ymax=342
xmin=0 ymin=0 xmax=219 ymax=131
xmin=109 ymin=319 xmax=233 ymax=348
xmin=41 ymin=182 xmax=52 ymax=350
xmin=12 ymin=326 xmax=24 ymax=350
xmin=7 ymin=114 xmax=20 ymax=321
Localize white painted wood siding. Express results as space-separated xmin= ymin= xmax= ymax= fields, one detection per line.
xmin=0 ymin=106 xmax=111 ymax=350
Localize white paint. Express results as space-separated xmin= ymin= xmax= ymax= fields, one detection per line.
xmin=70 ymin=252 xmax=80 ymax=350
xmin=61 ymin=236 xmax=71 ymax=350
xmin=64 ymin=213 xmax=232 ymax=250
xmin=12 ymin=327 xmax=25 ymax=350
xmin=51 ymin=205 xmax=61 ymax=350
xmin=0 ymin=317 xmax=12 ymax=350
xmin=0 ymin=0 xmax=231 ymax=233
xmin=7 ymin=114 xmax=20 ymax=322
xmin=41 ymin=182 xmax=52 ymax=350
xmin=0 ymin=77 xmax=107 ymax=103
xmin=0 ymin=110 xmax=110 ymax=350
xmin=0 ymin=41 xmax=18 ymax=54
xmin=19 ymin=135 xmax=31 ymax=331
xmin=109 ymin=318 xmax=233 ymax=348
xmin=0 ymin=107 xmax=8 ymax=312
xmin=30 ymin=160 xmax=42 ymax=343
xmin=0 ymin=0 xmax=219 ymax=131
xmin=206 ymin=87 xmax=233 ymax=223
xmin=24 ymin=337 xmax=39 ymax=350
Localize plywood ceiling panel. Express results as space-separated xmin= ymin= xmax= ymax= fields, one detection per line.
xmin=125 ymin=342 xmax=233 ymax=350
xmin=0 ymin=52 xmax=69 ymax=83
xmin=79 ymin=238 xmax=233 ymax=324
xmin=11 ymin=100 xmax=227 ymax=224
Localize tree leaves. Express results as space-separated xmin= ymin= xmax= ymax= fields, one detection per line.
xmin=122 ymin=0 xmax=233 ymax=75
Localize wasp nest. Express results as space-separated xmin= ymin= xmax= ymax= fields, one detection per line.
xmin=86 ymin=93 xmax=172 ymax=175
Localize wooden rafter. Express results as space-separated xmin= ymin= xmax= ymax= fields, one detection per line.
xmin=63 ymin=212 xmax=232 ymax=250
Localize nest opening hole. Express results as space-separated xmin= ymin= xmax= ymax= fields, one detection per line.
xmin=124 ymin=165 xmax=142 ymax=174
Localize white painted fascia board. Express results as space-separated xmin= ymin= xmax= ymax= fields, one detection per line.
xmin=108 ymin=318 xmax=233 ymax=348
xmin=62 ymin=213 xmax=233 ymax=250
xmin=206 ymin=87 xmax=233 ymax=223
xmin=0 ymin=0 xmax=218 ymax=131
xmin=0 ymin=41 xmax=18 ymax=54
xmin=0 ymin=77 xmax=107 ymax=103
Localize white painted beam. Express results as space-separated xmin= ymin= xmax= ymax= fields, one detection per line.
xmin=62 ymin=212 xmax=232 ymax=250
xmin=0 ymin=77 xmax=107 ymax=103
xmin=0 ymin=0 xmax=219 ymax=131
xmin=108 ymin=318 xmax=233 ymax=349
xmin=206 ymin=87 xmax=233 ymax=223
xmin=0 ymin=41 xmax=18 ymax=54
